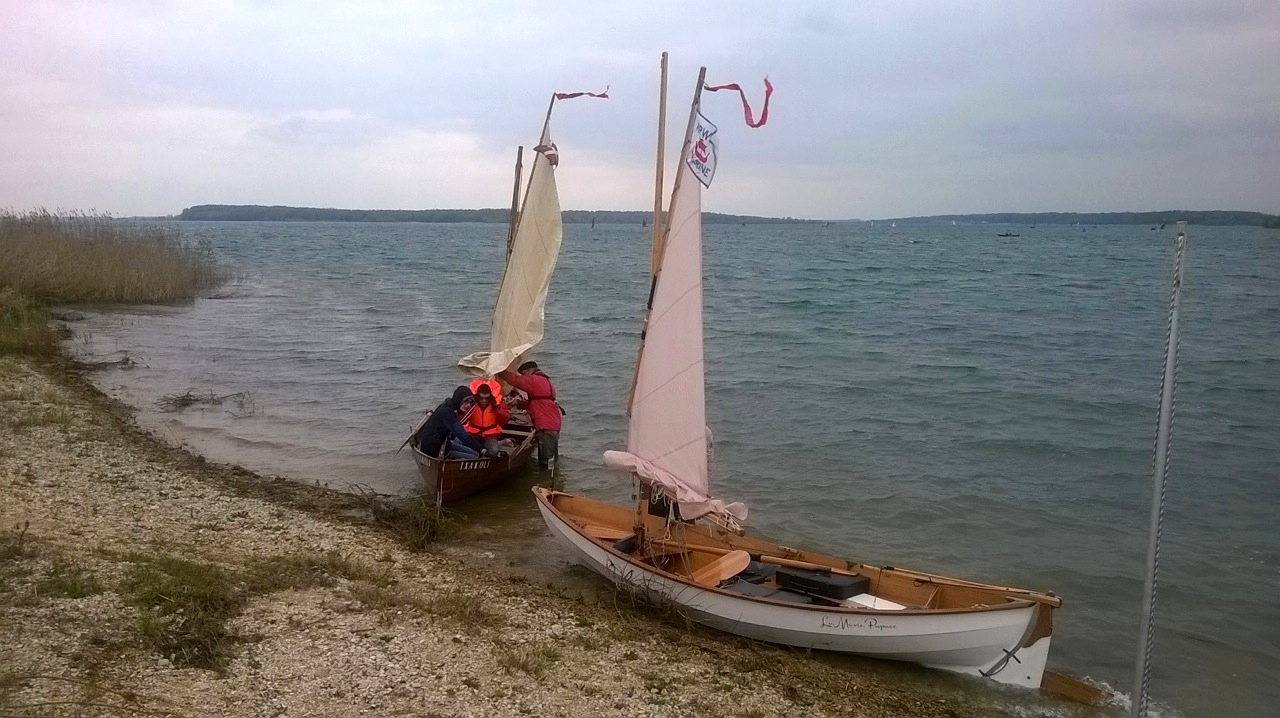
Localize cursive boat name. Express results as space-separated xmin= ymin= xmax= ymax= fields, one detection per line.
xmin=821 ymin=615 xmax=897 ymax=632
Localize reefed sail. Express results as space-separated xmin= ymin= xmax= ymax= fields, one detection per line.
xmin=458 ymin=125 xmax=564 ymax=376
xmin=604 ymin=108 xmax=745 ymax=523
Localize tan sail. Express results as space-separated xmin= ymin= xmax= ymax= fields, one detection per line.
xmin=458 ymin=123 xmax=564 ymax=376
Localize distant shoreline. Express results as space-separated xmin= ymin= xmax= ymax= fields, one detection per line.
xmin=173 ymin=204 xmax=1280 ymax=227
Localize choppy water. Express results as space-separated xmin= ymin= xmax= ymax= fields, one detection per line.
xmin=70 ymin=220 xmax=1279 ymax=717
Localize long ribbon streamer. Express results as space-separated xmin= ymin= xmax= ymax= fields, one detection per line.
xmin=554 ymin=86 xmax=610 ymax=100
xmin=704 ymin=77 xmax=773 ymax=128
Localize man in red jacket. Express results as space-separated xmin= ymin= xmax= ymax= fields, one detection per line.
xmin=498 ymin=360 xmax=562 ymax=469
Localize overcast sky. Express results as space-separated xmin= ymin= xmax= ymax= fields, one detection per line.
xmin=2 ymin=1 xmax=1276 ymax=220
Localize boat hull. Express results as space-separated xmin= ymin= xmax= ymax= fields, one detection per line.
xmin=410 ymin=425 xmax=538 ymax=504
xmin=533 ymin=488 xmax=1053 ymax=688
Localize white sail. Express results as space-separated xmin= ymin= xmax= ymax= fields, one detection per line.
xmin=458 ymin=125 xmax=564 ymax=376
xmin=603 ymin=118 xmax=745 ymax=523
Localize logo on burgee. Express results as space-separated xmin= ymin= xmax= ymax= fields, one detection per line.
xmin=685 ymin=110 xmax=718 ymax=188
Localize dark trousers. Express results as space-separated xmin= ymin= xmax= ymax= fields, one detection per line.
xmin=537 ymin=430 xmax=559 ymax=468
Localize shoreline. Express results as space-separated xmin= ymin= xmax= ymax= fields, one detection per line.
xmin=0 ymin=353 xmax=1109 ymax=717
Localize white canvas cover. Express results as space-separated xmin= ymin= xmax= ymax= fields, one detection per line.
xmin=458 ymin=125 xmax=564 ymax=376
xmin=605 ymin=148 xmax=746 ymax=523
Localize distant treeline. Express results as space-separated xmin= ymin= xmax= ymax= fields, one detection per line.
xmin=885 ymin=211 xmax=1280 ymax=228
xmin=178 ymin=205 xmax=815 ymax=225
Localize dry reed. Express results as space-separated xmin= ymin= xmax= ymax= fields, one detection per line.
xmin=0 ymin=209 xmax=226 ymax=304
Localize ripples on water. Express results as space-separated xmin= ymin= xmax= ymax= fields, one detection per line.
xmin=74 ymin=221 xmax=1279 ymax=717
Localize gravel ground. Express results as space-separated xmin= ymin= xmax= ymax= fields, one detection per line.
xmin=0 ymin=355 xmax=1111 ymax=718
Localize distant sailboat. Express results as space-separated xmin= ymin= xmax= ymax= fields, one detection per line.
xmin=591 ymin=214 xmax=596 ymax=228
xmin=890 ymin=221 xmax=896 ymax=228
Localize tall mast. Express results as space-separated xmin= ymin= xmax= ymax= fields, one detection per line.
xmin=494 ymin=94 xmax=558 ymax=334
xmin=514 ymin=92 xmax=558 ymax=238
xmin=506 ymin=146 xmax=523 ymax=258
xmin=650 ymin=52 xmax=669 ymax=276
xmin=627 ymin=66 xmax=707 ymax=416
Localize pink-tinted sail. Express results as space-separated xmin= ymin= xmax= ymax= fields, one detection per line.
xmin=603 ymin=148 xmax=745 ymax=523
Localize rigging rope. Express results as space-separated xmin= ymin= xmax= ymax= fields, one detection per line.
xmin=1133 ymin=223 xmax=1187 ymax=718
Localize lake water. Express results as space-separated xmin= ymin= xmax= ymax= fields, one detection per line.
xmin=70 ymin=220 xmax=1279 ymax=717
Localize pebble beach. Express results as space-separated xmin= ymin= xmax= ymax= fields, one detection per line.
xmin=0 ymin=355 xmax=1115 ymax=717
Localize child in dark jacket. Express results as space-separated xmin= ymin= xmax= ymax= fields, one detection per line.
xmin=415 ymin=386 xmax=485 ymax=459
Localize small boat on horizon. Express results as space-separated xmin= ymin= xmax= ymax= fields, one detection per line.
xmin=997 ymin=232 xmax=1020 ymax=237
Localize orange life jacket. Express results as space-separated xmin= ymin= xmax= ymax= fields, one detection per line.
xmin=469 ymin=378 xmax=503 ymax=405
xmin=463 ymin=402 xmax=504 ymax=438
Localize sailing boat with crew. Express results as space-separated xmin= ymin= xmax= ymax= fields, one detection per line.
xmin=407 ymin=89 xmax=604 ymax=504
xmin=533 ymin=60 xmax=1063 ymax=689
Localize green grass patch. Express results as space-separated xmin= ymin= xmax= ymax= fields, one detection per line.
xmin=422 ymin=588 xmax=506 ymax=627
xmin=36 ymin=559 xmax=104 ymax=599
xmin=116 ymin=550 xmax=412 ymax=670
xmin=243 ymin=551 xmax=395 ymax=593
xmin=495 ymin=643 xmax=561 ymax=679
xmin=6 ymin=404 xmax=77 ymax=432
xmin=122 ymin=555 xmax=244 ymax=670
xmin=0 ymin=288 xmax=59 ymax=358
xmin=354 ymin=487 xmax=457 ymax=551
xmin=0 ymin=522 xmax=35 ymax=593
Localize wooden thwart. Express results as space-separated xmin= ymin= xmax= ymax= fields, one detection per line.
xmin=580 ymin=524 xmax=634 ymax=541
xmin=691 ymin=550 xmax=751 ymax=587
xmin=649 ymin=538 xmax=859 ymax=576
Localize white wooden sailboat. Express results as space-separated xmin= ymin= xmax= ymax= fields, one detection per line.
xmin=533 ymin=61 xmax=1063 ymax=689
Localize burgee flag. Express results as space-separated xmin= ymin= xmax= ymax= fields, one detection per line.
xmin=686 ymin=110 xmax=718 ymax=188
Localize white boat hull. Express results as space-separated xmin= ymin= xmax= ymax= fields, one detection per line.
xmin=535 ymin=493 xmax=1052 ymax=688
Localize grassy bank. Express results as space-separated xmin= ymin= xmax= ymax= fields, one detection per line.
xmin=0 ymin=210 xmax=227 ymax=359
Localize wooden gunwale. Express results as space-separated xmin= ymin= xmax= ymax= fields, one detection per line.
xmin=535 ymin=488 xmax=1054 ymax=616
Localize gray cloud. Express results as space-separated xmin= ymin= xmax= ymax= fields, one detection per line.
xmin=1 ymin=0 xmax=1276 ymax=218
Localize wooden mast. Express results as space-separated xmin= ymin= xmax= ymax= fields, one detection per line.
xmin=493 ymin=94 xmax=557 ymax=347
xmin=650 ymin=52 xmax=669 ymax=276
xmin=506 ymin=146 xmax=523 ymax=258
xmin=628 ymin=65 xmax=707 ymax=539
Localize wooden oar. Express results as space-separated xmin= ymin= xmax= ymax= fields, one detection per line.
xmin=396 ymin=411 xmax=433 ymax=455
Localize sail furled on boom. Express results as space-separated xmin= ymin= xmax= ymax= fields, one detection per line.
xmin=458 ymin=125 xmax=564 ymax=377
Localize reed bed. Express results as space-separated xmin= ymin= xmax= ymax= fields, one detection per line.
xmin=0 ymin=209 xmax=226 ymax=304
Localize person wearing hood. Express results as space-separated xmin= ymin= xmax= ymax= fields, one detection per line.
xmin=415 ymin=386 xmax=486 ymax=459
xmin=498 ymin=360 xmax=562 ymax=469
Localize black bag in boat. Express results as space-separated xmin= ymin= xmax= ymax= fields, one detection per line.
xmin=774 ymin=566 xmax=869 ymax=600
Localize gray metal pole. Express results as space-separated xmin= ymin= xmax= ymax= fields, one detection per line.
xmin=1132 ymin=221 xmax=1187 ymax=718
